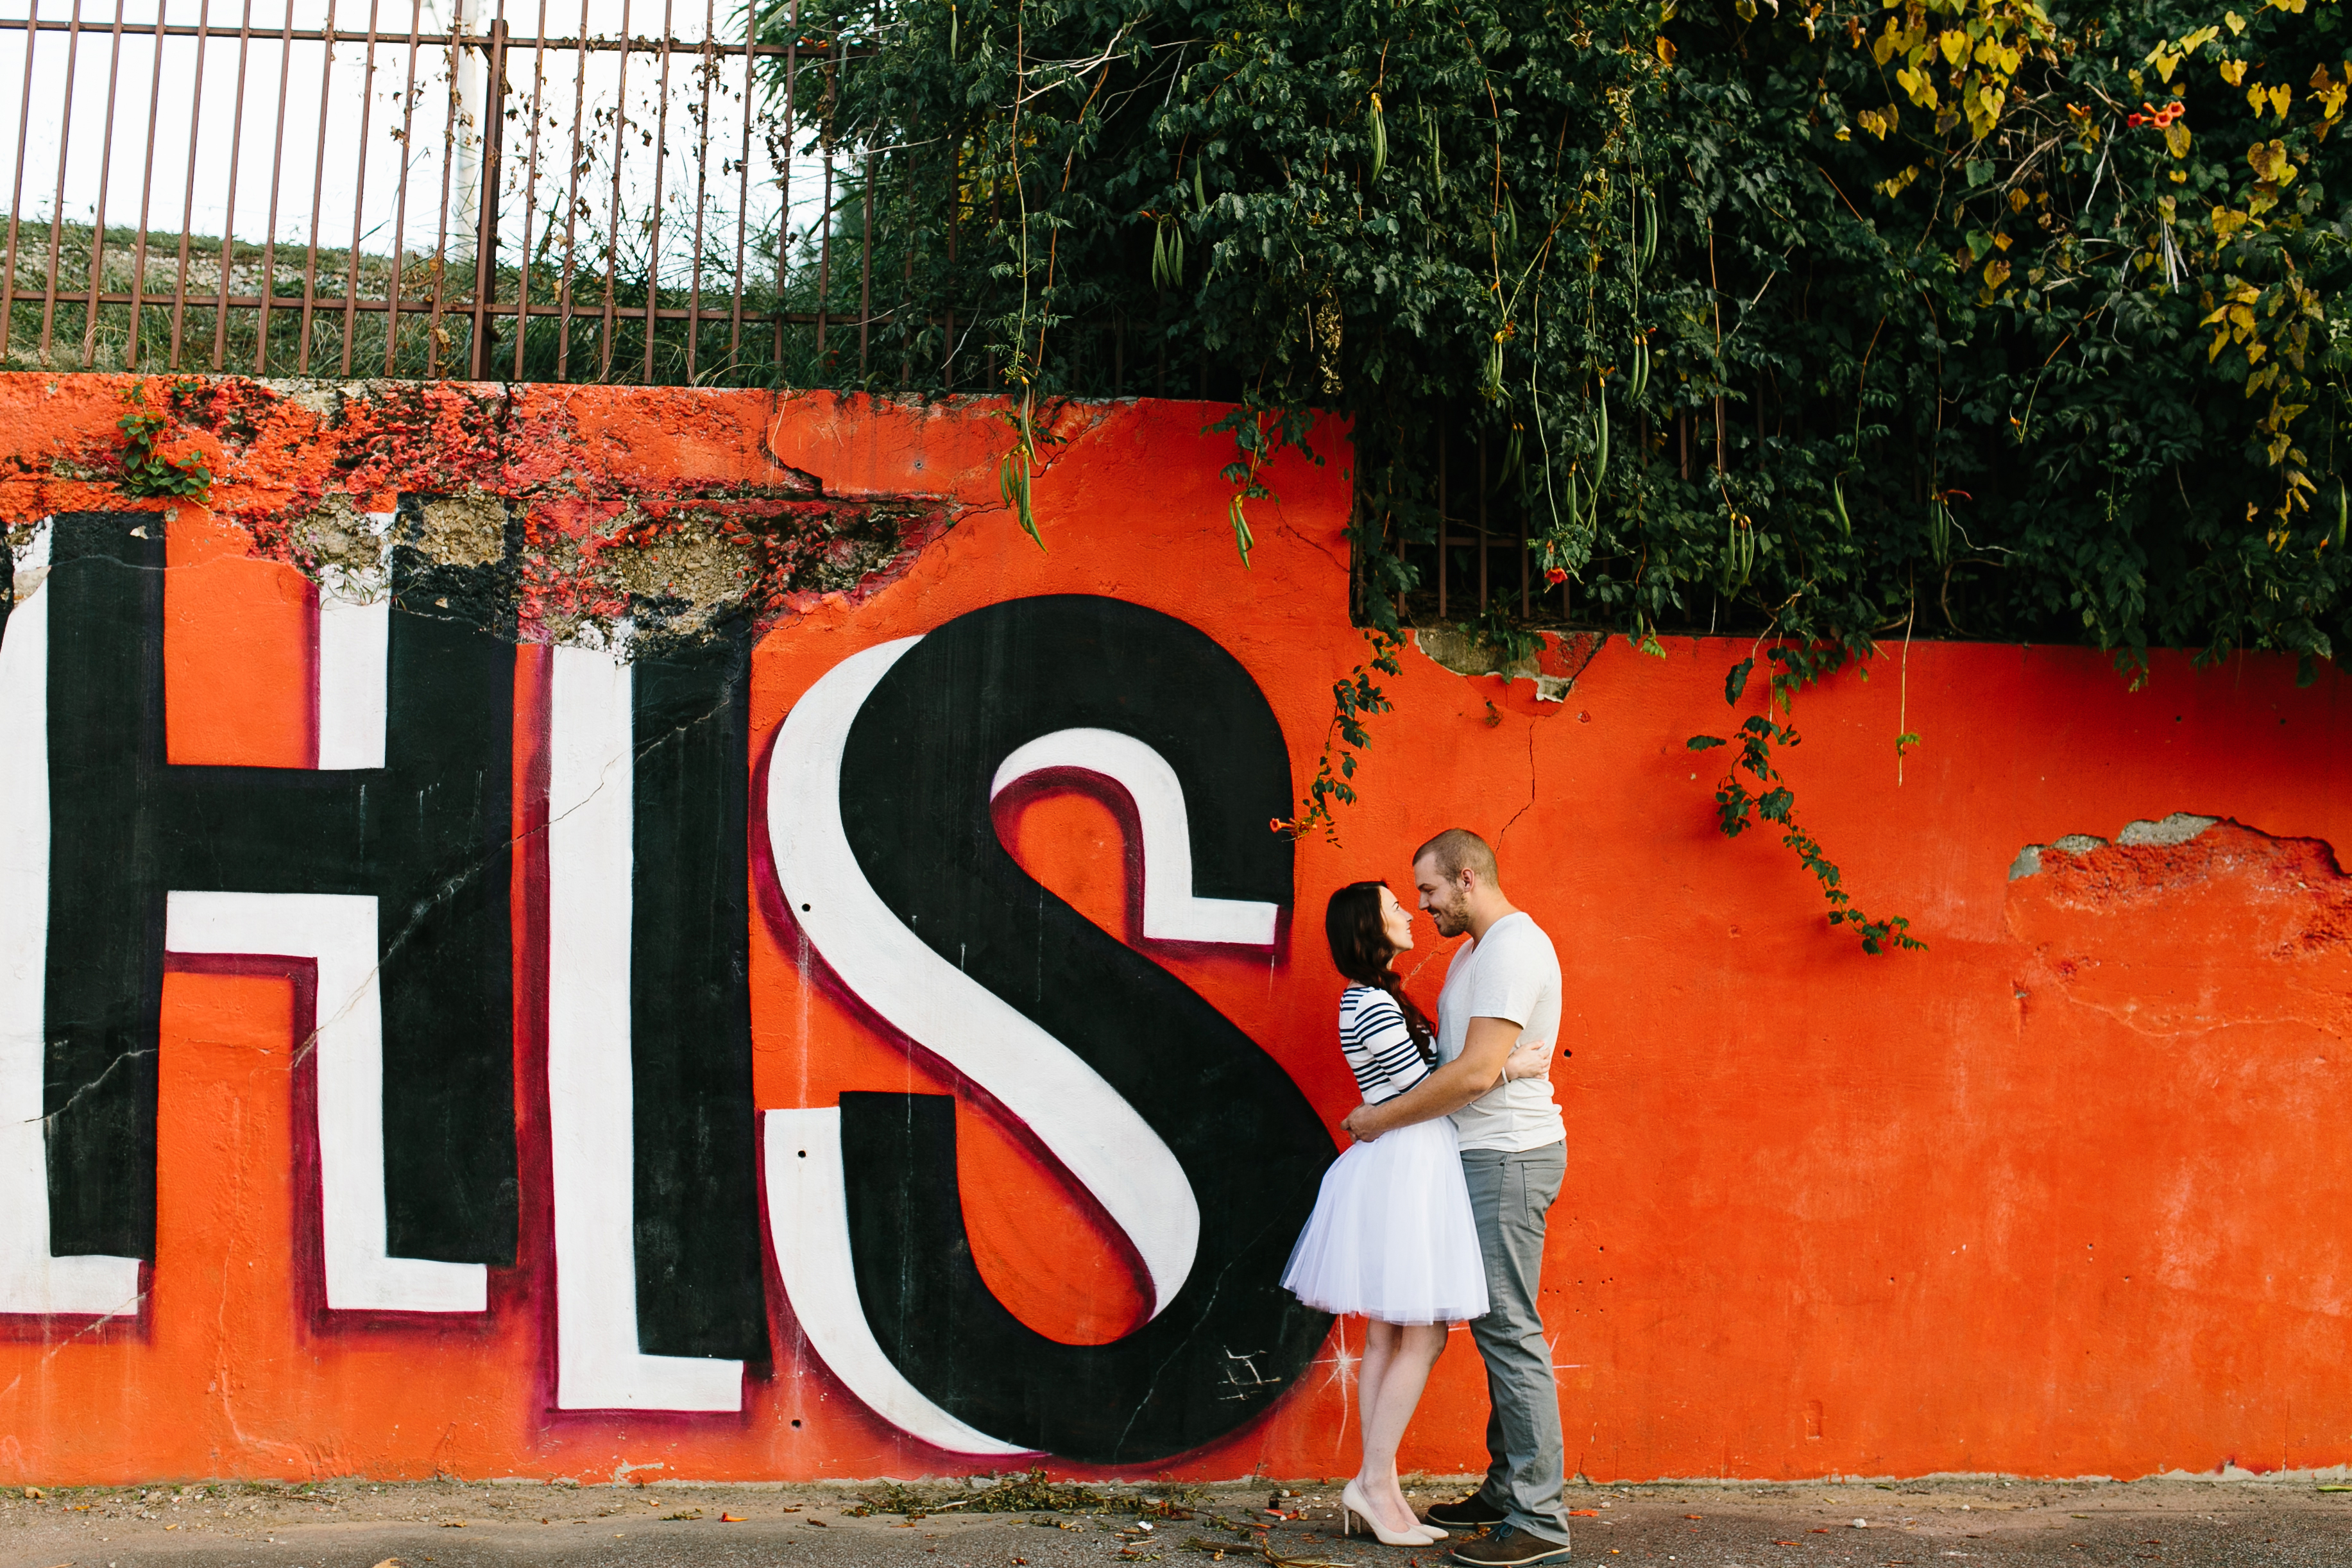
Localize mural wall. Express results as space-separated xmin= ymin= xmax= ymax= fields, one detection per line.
xmin=3 ymin=375 xmax=2351 ymax=1485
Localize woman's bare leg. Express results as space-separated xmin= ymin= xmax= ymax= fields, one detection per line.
xmin=1356 ymin=1317 xmax=1399 ymax=1459
xmin=1354 ymin=1320 xmax=1448 ymax=1533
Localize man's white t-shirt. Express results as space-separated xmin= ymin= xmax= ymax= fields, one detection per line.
xmin=1435 ymin=910 xmax=1565 ymax=1152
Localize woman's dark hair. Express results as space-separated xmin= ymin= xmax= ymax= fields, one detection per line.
xmin=1324 ymin=880 xmax=1435 ymax=1061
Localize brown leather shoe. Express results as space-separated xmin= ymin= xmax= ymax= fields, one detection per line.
xmin=1449 ymin=1524 xmax=1572 ymax=1565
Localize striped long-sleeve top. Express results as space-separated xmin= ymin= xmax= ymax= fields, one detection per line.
xmin=1339 ymin=984 xmax=1433 ymax=1103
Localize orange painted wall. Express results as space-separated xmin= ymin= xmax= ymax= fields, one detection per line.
xmin=3 ymin=375 xmax=2350 ymax=1485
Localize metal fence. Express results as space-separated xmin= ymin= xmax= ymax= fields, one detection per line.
xmin=0 ymin=0 xmax=1570 ymax=628
xmin=0 ymin=0 xmax=880 ymax=382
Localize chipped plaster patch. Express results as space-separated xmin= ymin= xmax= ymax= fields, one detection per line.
xmin=601 ymin=509 xmax=758 ymax=640
xmin=411 ymin=491 xmax=509 ymax=568
xmin=2012 ymin=815 xmax=2224 ymax=880
xmin=2117 ymin=812 xmax=2220 ymax=848
xmin=287 ymin=493 xmax=391 ymax=589
xmin=1414 ymin=626 xmax=1573 ymax=702
xmin=4 ymin=518 xmax=49 ymax=605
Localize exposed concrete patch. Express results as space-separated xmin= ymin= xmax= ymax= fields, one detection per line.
xmin=1414 ymin=626 xmax=1573 ymax=702
xmin=2013 ymin=815 xmax=2222 ymax=879
xmin=285 ymin=493 xmax=390 ymax=584
xmin=599 ymin=506 xmax=759 ymax=641
xmin=411 ymin=491 xmax=510 ymax=568
xmin=2117 ymin=812 xmax=2220 ymax=848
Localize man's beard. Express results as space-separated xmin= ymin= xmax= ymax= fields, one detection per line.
xmin=1429 ymin=896 xmax=1471 ymax=937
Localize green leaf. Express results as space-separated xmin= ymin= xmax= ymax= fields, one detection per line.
xmin=1724 ymin=657 xmax=1754 ymax=705
xmin=1687 ymin=734 xmax=1728 ymax=750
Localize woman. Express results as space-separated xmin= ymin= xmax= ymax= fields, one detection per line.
xmin=1282 ymin=881 xmax=1550 ymax=1547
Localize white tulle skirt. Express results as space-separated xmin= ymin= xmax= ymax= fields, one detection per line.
xmin=1281 ymin=1114 xmax=1489 ymax=1324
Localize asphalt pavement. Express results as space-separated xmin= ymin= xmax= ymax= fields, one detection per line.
xmin=4 ymin=1472 xmax=2348 ymax=1568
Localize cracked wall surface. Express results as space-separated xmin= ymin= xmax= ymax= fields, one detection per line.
xmin=4 ymin=375 xmax=2352 ymax=1487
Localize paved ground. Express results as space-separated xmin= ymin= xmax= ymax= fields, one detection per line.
xmin=4 ymin=1473 xmax=2350 ymax=1568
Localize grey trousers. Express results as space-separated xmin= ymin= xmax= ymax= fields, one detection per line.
xmin=1461 ymin=1140 xmax=1570 ymax=1544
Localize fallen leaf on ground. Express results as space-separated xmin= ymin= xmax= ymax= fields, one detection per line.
xmin=722 ymin=1512 xmax=747 ymax=1522
xmin=371 ymin=1559 xmax=403 ymax=1567
xmin=1569 ymin=1509 xmax=1599 ymax=1517
xmin=441 ymin=1519 xmax=467 ymax=1527
xmin=808 ymin=1517 xmax=829 ymax=1526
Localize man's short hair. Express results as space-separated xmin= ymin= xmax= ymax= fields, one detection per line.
xmin=1413 ymin=827 xmax=1499 ymax=887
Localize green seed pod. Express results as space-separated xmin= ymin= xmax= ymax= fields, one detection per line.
xmin=1593 ymin=386 xmax=1610 ymax=485
xmin=1834 ymin=478 xmax=1852 ymax=537
xmin=1369 ymin=94 xmax=1386 ymax=183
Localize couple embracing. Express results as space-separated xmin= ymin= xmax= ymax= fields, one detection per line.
xmin=1282 ymin=829 xmax=1573 ymax=1565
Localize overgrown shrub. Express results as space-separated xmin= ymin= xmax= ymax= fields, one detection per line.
xmin=779 ymin=0 xmax=2352 ymax=673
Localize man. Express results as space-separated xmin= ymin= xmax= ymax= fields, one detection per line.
xmin=1340 ymin=828 xmax=1570 ymax=1567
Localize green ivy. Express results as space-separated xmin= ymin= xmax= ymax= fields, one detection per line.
xmin=772 ymin=0 xmax=2352 ymax=938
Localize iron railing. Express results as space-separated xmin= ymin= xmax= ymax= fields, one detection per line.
xmin=0 ymin=0 xmax=883 ymax=383
xmin=0 ymin=0 xmax=1570 ymax=627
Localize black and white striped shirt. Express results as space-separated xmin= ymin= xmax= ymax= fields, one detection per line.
xmin=1340 ymin=984 xmax=1433 ymax=1103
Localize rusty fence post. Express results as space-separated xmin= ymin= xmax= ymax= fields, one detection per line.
xmin=468 ymin=17 xmax=509 ymax=381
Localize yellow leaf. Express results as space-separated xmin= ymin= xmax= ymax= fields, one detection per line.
xmin=2265 ymin=0 xmax=2306 ymax=12
xmin=2165 ymin=119 xmax=2192 ymax=157
xmin=2152 ymin=48 xmax=2181 ymax=83
xmin=2210 ymin=329 xmax=2232 ymax=361
xmin=2248 ymin=138 xmax=2288 ymax=179
xmin=1656 ymin=35 xmax=1677 ymax=63
xmin=1939 ymin=28 xmax=1969 ymax=64
xmin=1993 ymin=231 xmax=2014 ymax=250
xmin=2269 ymin=83 xmax=2294 ymax=117
xmin=2226 ymin=8 xmax=2247 ymax=30
xmin=2211 ymin=206 xmax=2251 ymax=243
xmin=1895 ymin=64 xmax=1939 ymax=108
xmin=2181 ymin=25 xmax=2220 ymax=51
xmin=1983 ymin=259 xmax=2011 ymax=289
xmin=2229 ymin=303 xmax=2258 ymax=334
xmin=2221 ymin=59 xmax=2248 ymax=84
xmin=2000 ymin=44 xmax=2023 ymax=73
xmin=2009 ymin=187 xmax=2031 ymax=211
xmin=2246 ymin=340 xmax=2269 ymax=364
xmin=2248 ymin=83 xmax=2271 ymax=113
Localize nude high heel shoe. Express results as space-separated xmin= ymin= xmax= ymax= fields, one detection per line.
xmin=1342 ymin=1480 xmax=1440 ymax=1547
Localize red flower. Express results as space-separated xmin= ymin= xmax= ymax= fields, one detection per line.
xmin=1545 ymin=567 xmax=1569 ymax=585
xmin=2126 ymin=112 xmax=2147 ymax=127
